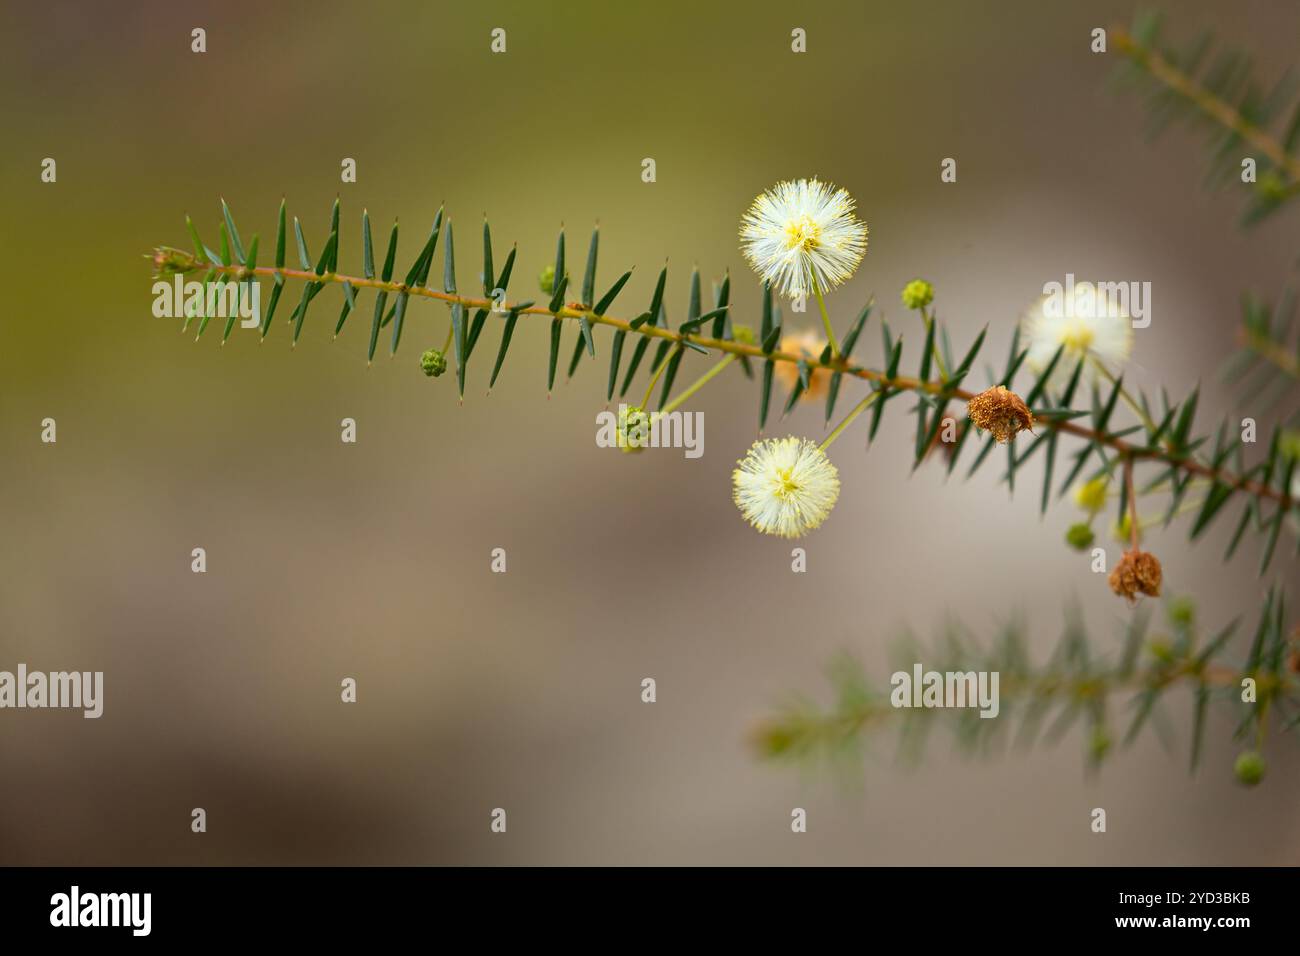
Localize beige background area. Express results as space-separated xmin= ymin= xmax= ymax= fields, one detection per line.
xmin=1 ymin=0 xmax=1297 ymax=864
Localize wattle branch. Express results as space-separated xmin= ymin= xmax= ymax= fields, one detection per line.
xmin=153 ymin=192 xmax=1297 ymax=584
xmin=153 ymin=245 xmax=1292 ymax=510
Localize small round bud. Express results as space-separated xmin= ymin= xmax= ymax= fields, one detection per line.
xmin=732 ymin=323 xmax=756 ymax=345
xmin=1147 ymin=639 xmax=1174 ymax=663
xmin=538 ymin=264 xmax=556 ymax=295
xmin=618 ymin=404 xmax=651 ymax=453
xmin=1065 ymin=523 xmax=1095 ymax=551
xmin=1072 ymin=477 xmax=1109 ymax=514
xmin=420 ymin=348 xmax=448 ymax=377
xmin=1258 ymin=171 xmax=1289 ymax=202
xmin=1166 ymin=596 xmax=1195 ymax=628
xmin=900 ymin=278 xmax=934 ymax=310
xmin=1234 ymin=750 xmax=1265 ymax=786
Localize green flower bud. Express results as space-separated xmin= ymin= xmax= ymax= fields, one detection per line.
xmin=1110 ymin=513 xmax=1136 ymax=543
xmin=1166 ymin=596 xmax=1195 ymax=628
xmin=1147 ymin=639 xmax=1174 ymax=663
xmin=420 ymin=348 xmax=448 ymax=378
xmin=1065 ymin=523 xmax=1095 ymax=551
xmin=538 ymin=264 xmax=556 ymax=295
xmin=1257 ymin=171 xmax=1289 ymax=202
xmin=1234 ymin=750 xmax=1265 ymax=787
xmin=900 ymin=278 xmax=934 ymax=310
xmin=618 ymin=404 xmax=651 ymax=453
xmin=1072 ymin=477 xmax=1109 ymax=513
xmin=732 ymin=323 xmax=756 ymax=345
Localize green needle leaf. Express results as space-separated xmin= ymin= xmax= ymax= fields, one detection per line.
xmin=466 ymin=309 xmax=489 ymax=362
xmin=380 ymin=220 xmax=399 ymax=282
xmin=293 ymin=217 xmax=311 ymax=270
xmin=260 ymin=280 xmax=285 ymax=339
xmin=220 ymin=198 xmax=246 ymax=265
xmin=489 ymin=308 xmax=522 ymax=390
xmin=658 ymin=348 xmax=685 ymax=409
xmin=594 ymin=270 xmax=632 ymax=316
xmin=581 ymin=226 xmax=599 ymax=307
xmin=548 ymin=317 xmax=562 ymax=392
xmin=607 ymin=330 xmax=627 ymax=401
xmin=335 ymin=280 xmax=356 ymax=337
xmin=362 ymin=210 xmax=375 ymax=279
xmin=760 ymin=359 xmax=775 ymax=430
xmin=712 ymin=272 xmax=731 ymax=339
xmin=482 ymin=219 xmax=495 ymax=295
xmin=272 ymin=201 xmax=286 ymax=272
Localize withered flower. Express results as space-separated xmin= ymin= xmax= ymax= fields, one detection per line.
xmin=966 ymin=385 xmax=1034 ymax=444
xmin=1109 ymin=549 xmax=1162 ymax=602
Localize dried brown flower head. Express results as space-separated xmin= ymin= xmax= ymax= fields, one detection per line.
xmin=966 ymin=386 xmax=1033 ymax=443
xmin=1109 ymin=549 xmax=1162 ymax=602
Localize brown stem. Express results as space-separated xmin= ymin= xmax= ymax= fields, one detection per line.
xmin=1125 ymin=455 xmax=1140 ymax=551
xmin=183 ymin=258 xmax=1295 ymax=509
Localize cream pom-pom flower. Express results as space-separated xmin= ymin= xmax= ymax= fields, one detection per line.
xmin=739 ymin=178 xmax=868 ymax=300
xmin=1022 ymin=281 xmax=1133 ymax=387
xmin=732 ymin=436 xmax=841 ymax=538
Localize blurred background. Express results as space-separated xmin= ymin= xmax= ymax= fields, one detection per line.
xmin=1 ymin=0 xmax=1297 ymax=865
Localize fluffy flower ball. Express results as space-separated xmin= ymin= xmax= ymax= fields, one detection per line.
xmin=739 ymin=178 xmax=868 ymax=301
xmin=1022 ymin=281 xmax=1133 ymax=388
xmin=733 ymin=437 xmax=840 ymax=538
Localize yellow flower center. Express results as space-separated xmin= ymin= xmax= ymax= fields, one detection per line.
xmin=783 ymin=214 xmax=821 ymax=253
xmin=774 ymin=467 xmax=801 ymax=499
xmin=1060 ymin=320 xmax=1095 ymax=354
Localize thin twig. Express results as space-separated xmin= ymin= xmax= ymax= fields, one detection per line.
xmin=179 ymin=257 xmax=1295 ymax=509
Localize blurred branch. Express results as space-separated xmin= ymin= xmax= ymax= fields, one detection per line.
xmin=1111 ymin=11 xmax=1300 ymax=227
xmin=755 ymin=593 xmax=1299 ymax=785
